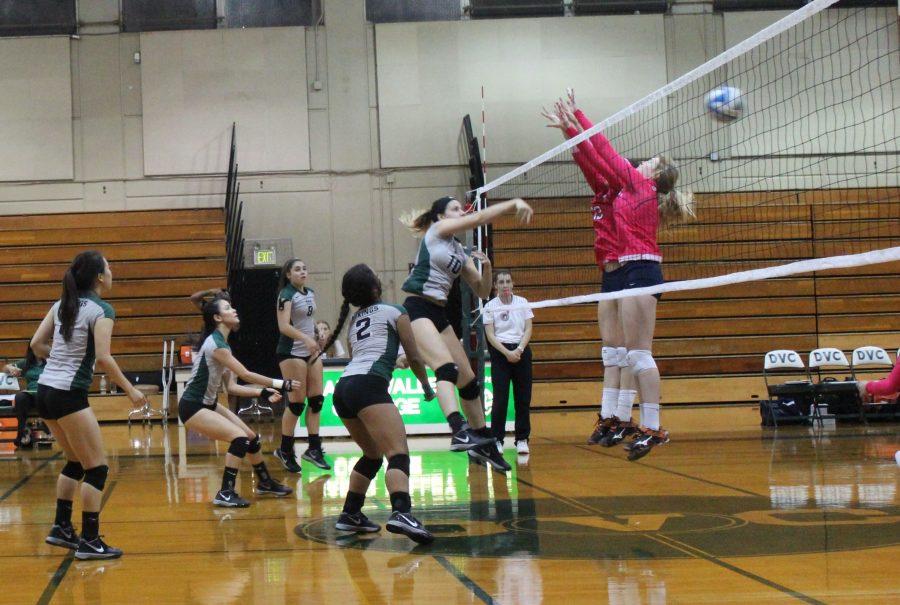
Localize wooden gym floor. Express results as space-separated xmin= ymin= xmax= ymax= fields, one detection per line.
xmin=1 ymin=406 xmax=898 ymax=604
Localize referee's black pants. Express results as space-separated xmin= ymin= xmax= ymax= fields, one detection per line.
xmin=489 ymin=343 xmax=532 ymax=443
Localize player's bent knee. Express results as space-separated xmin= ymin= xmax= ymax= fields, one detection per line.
xmin=458 ymin=378 xmax=480 ymax=400
xmin=307 ymin=394 xmax=324 ymax=414
xmin=387 ymin=453 xmax=410 ymax=477
xmin=435 ymin=363 xmax=459 ymax=384
xmin=83 ymin=465 xmax=109 ymax=491
xmin=287 ymin=401 xmax=305 ymax=416
xmin=602 ymin=346 xmax=619 ymax=368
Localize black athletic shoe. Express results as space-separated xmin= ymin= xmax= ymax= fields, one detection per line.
xmin=274 ymin=449 xmax=302 ymax=474
xmin=301 ymin=448 xmax=332 ymax=470
xmin=627 ymin=428 xmax=670 ymax=461
xmin=335 ymin=511 xmax=381 ymax=533
xmin=213 ymin=489 xmax=251 ymax=508
xmin=600 ymin=420 xmax=639 ymax=448
xmin=587 ymin=414 xmax=614 ymax=445
xmin=256 ymin=479 xmax=293 ymax=497
xmin=450 ymin=424 xmax=495 ymax=452
xmin=74 ymin=536 xmax=123 ymax=560
xmin=469 ymin=444 xmax=511 ymax=473
xmin=386 ymin=511 xmax=434 ymax=544
xmin=45 ymin=524 xmax=79 ymax=550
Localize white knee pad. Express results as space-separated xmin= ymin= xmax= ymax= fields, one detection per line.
xmin=601 ymin=347 xmax=618 ymax=367
xmin=626 ymin=349 xmax=657 ymax=375
xmin=616 ymin=347 xmax=629 ymax=369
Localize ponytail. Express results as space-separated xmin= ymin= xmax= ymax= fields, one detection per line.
xmin=653 ymin=155 xmax=695 ymax=227
xmin=58 ymin=250 xmax=106 ymax=342
xmin=399 ymin=196 xmax=456 ymax=234
xmin=323 ymin=299 xmax=351 ymax=356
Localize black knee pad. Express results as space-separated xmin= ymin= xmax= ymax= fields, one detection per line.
xmin=60 ymin=460 xmax=85 ymax=481
xmin=83 ymin=465 xmax=109 ymax=491
xmin=247 ymin=434 xmax=261 ymax=454
xmin=307 ymin=394 xmax=324 ymax=414
xmin=435 ymin=363 xmax=459 ymax=384
xmin=352 ymin=456 xmax=383 ymax=480
xmin=287 ymin=400 xmax=305 ymax=416
xmin=458 ymin=378 xmax=481 ymax=400
xmin=227 ymin=437 xmax=249 ymax=458
xmin=387 ymin=453 xmax=410 ymax=477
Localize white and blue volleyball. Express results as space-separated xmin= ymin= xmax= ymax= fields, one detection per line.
xmin=706 ymin=86 xmax=744 ymax=121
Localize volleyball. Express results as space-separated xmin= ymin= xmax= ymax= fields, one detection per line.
xmin=706 ymin=86 xmax=744 ymax=121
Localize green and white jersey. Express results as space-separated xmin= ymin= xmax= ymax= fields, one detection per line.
xmin=276 ymin=285 xmax=316 ymax=357
xmin=342 ymin=304 xmax=406 ymax=381
xmin=38 ymin=293 xmax=115 ymax=393
xmin=181 ymin=331 xmax=230 ymax=406
xmin=401 ymin=224 xmax=468 ymax=303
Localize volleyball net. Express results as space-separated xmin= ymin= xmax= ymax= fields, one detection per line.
xmin=472 ymin=0 xmax=899 ymax=308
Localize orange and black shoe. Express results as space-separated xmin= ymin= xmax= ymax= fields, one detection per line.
xmin=626 ymin=427 xmax=670 ymax=461
xmin=587 ymin=414 xmax=616 ymax=445
xmin=599 ymin=420 xmax=639 ymax=448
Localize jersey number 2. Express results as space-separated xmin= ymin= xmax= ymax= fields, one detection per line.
xmin=355 ymin=317 xmax=371 ymax=341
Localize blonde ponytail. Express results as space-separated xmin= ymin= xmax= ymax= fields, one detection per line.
xmin=658 ymin=189 xmax=696 ymax=226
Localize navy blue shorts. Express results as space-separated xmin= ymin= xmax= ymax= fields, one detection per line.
xmin=600 ymin=266 xmax=626 ymax=293
xmin=333 ymin=375 xmax=393 ymax=419
xmin=403 ymin=295 xmax=451 ymax=333
xmin=622 ymin=261 xmax=664 ymax=300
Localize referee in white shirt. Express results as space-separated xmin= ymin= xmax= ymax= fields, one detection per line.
xmin=483 ymin=270 xmax=534 ymax=455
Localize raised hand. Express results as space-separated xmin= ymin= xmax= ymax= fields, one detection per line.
xmin=512 ymin=198 xmax=534 ymax=223
xmin=566 ymin=87 xmax=577 ymax=111
xmin=541 ymin=106 xmax=565 ymax=130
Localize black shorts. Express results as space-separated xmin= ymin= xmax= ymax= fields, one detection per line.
xmin=178 ymin=397 xmax=217 ymax=424
xmin=332 ymin=375 xmax=393 ymax=419
xmin=403 ymin=295 xmax=450 ymax=333
xmin=36 ymin=384 xmax=89 ymax=420
xmin=622 ymin=260 xmax=664 ymax=300
xmin=277 ymin=353 xmax=312 ymax=364
xmin=600 ymin=266 xmax=627 ymax=293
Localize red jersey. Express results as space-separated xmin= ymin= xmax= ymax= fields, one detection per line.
xmin=566 ymin=120 xmax=619 ymax=266
xmin=575 ymin=111 xmax=661 ymax=263
xmin=867 ymin=360 xmax=900 ymax=398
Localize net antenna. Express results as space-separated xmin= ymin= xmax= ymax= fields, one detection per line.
xmin=475 ymin=0 xmax=900 ymax=308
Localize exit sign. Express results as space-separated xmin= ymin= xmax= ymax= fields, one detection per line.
xmin=253 ymin=247 xmax=277 ymax=266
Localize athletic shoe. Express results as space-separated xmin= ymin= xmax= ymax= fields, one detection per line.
xmin=470 ymin=444 xmax=511 ymax=473
xmin=467 ymin=449 xmax=486 ymax=466
xmin=256 ymin=479 xmax=293 ymax=497
xmin=386 ymin=511 xmax=434 ymax=544
xmin=627 ymin=428 xmax=670 ymax=461
xmin=301 ymin=448 xmax=332 ymax=470
xmin=600 ymin=420 xmax=639 ymax=448
xmin=213 ymin=489 xmax=251 ymax=508
xmin=273 ymin=449 xmax=302 ymax=474
xmin=74 ymin=536 xmax=123 ymax=560
xmin=515 ymin=440 xmax=530 ymax=454
xmin=45 ymin=524 xmax=79 ymax=550
xmin=450 ymin=423 xmax=495 ymax=452
xmin=587 ymin=414 xmax=615 ymax=445
xmin=335 ymin=511 xmax=381 ymax=533
xmin=496 ymin=440 xmax=504 ymax=454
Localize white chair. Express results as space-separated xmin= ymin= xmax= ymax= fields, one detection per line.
xmin=808 ymin=348 xmax=855 ymax=421
xmin=763 ymin=350 xmax=814 ymax=427
xmin=851 ymin=346 xmax=894 ymax=421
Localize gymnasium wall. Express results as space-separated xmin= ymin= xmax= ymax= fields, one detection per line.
xmin=0 ymin=0 xmax=894 ymax=321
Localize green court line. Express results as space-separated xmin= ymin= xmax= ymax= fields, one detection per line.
xmin=433 ymin=554 xmax=496 ymax=604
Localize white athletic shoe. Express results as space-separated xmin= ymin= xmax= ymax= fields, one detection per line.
xmin=515 ymin=440 xmax=530 ymax=454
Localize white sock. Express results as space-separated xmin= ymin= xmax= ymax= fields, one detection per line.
xmin=640 ymin=403 xmax=661 ymax=431
xmin=615 ymin=389 xmax=636 ymax=421
xmin=601 ymin=388 xmax=619 ymax=419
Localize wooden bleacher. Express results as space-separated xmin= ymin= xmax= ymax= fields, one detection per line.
xmin=0 ymin=208 xmax=227 ymax=393
xmin=492 ymin=188 xmax=900 ymax=406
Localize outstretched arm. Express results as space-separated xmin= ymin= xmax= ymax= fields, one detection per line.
xmin=432 ymin=198 xmax=533 ymax=239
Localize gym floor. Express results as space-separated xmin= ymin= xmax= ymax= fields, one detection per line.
xmin=2 ymin=406 xmax=898 ymax=604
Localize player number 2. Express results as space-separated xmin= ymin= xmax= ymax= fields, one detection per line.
xmin=355 ymin=317 xmax=371 ymax=341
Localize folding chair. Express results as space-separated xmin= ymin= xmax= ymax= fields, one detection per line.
xmin=808 ymin=347 xmax=855 ymax=423
xmin=851 ymin=346 xmax=894 ymax=422
xmin=763 ymin=349 xmax=814 ymax=427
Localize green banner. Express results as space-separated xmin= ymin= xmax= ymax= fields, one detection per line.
xmin=295 ymin=364 xmax=514 ymax=437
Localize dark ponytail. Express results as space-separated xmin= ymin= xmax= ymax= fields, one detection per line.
xmin=277 ymin=258 xmax=302 ymax=293
xmin=322 ymin=264 xmax=383 ymax=354
xmin=59 ymin=250 xmax=106 ymax=342
xmin=198 ymin=298 xmax=223 ymax=349
xmin=400 ymin=196 xmax=457 ymax=234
